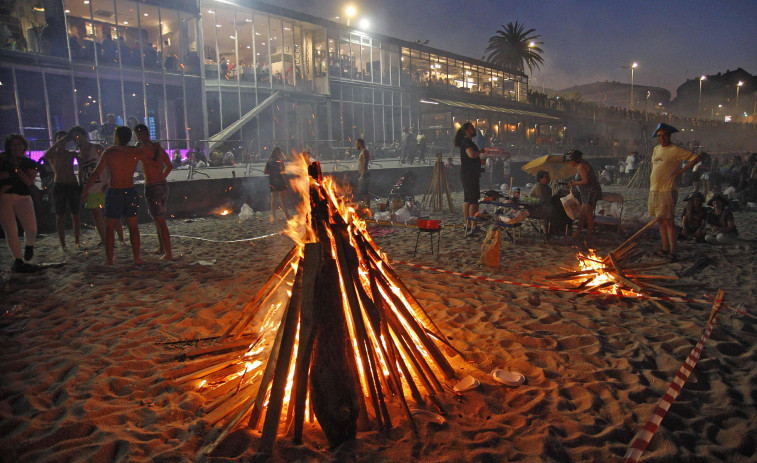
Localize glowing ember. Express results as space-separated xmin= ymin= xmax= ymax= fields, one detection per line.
xmin=220 ymin=210 xmax=230 ymax=216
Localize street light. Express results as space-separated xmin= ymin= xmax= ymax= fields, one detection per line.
xmin=698 ymin=75 xmax=706 ymax=118
xmin=630 ymin=62 xmax=638 ymax=111
xmin=345 ymin=5 xmax=356 ymax=26
xmin=736 ymin=80 xmax=744 ymax=112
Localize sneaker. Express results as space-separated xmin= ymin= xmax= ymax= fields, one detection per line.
xmin=24 ymin=245 xmax=33 ymax=261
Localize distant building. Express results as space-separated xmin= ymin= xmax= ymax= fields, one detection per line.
xmin=556 ymin=81 xmax=671 ymax=113
xmin=670 ymin=68 xmax=755 ymax=121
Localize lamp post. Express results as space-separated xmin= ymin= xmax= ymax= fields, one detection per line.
xmin=630 ymin=62 xmax=638 ymax=111
xmin=736 ymin=80 xmax=743 ymax=113
xmin=345 ymin=5 xmax=356 ymax=26
xmin=698 ymin=75 xmax=706 ymax=118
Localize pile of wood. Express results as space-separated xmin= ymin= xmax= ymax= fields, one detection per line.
xmin=546 ymin=218 xmax=685 ymax=312
xmin=168 ymin=160 xmax=459 ymax=458
xmin=421 ymin=153 xmax=455 ymax=213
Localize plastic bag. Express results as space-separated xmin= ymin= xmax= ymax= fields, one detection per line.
xmin=238 ymin=203 xmax=255 ymax=221
xmin=393 ymin=206 xmax=411 ymax=223
xmin=373 ymin=211 xmax=392 ymax=221
xmin=480 ymin=227 xmax=501 ymax=268
xmin=560 ymin=192 xmax=581 ymax=220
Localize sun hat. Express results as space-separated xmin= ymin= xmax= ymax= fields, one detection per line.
xmin=651 ymin=123 xmax=679 ymax=138
xmin=708 ymin=193 xmax=729 ymax=206
xmin=563 ymin=150 xmax=583 ymax=163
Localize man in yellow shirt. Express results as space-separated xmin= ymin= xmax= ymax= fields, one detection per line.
xmin=648 ymin=123 xmax=700 ymax=262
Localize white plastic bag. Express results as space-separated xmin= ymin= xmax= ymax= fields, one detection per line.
xmin=393 ymin=206 xmax=411 ymax=223
xmin=238 ymin=203 xmax=255 ymax=221
xmin=560 ymin=193 xmax=581 ymax=220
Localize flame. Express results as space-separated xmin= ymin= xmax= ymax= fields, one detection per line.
xmin=575 ymin=249 xmax=640 ymax=297
xmin=220 ymin=210 xmax=230 ymax=216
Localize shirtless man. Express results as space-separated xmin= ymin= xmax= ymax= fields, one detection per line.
xmin=134 ymin=124 xmax=172 ymax=259
xmin=42 ymin=130 xmax=82 ymax=250
xmin=80 ymin=126 xmax=150 ymax=265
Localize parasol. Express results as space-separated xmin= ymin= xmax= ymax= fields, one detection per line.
xmin=521 ymin=154 xmax=577 ymax=180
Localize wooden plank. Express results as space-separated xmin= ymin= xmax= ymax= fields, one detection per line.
xmin=257 ymin=258 xmax=305 ymax=455
xmin=292 ymin=243 xmax=321 ymax=443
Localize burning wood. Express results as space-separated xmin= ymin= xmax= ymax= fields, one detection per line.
xmin=167 ymin=156 xmax=459 ymax=458
xmin=546 ymin=219 xmax=682 ymax=309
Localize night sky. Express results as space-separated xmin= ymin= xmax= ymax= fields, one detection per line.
xmin=277 ymin=0 xmax=756 ymax=96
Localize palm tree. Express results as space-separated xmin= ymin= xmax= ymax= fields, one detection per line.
xmin=485 ymin=21 xmax=544 ymax=74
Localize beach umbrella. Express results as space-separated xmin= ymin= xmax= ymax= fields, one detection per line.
xmin=521 ymin=154 xmax=577 ymax=180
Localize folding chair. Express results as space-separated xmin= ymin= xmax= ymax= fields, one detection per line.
xmin=593 ymin=192 xmax=624 ymax=234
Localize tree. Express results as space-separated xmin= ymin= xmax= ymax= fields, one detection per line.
xmin=485 ymin=21 xmax=544 ymax=74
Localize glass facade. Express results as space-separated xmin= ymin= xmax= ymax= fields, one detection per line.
xmin=0 ymin=0 xmax=541 ymax=160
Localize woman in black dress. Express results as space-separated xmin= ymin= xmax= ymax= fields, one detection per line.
xmin=264 ymin=147 xmax=290 ymax=221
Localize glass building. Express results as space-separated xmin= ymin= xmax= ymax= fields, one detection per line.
xmin=0 ymin=0 xmax=559 ymax=160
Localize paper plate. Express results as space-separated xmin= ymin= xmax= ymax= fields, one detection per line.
xmin=453 ymin=375 xmax=480 ymax=392
xmin=410 ymin=409 xmax=446 ymax=425
xmin=491 ymin=370 xmax=525 ymax=387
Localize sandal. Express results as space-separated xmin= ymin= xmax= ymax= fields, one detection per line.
xmin=653 ymin=249 xmax=669 ymax=257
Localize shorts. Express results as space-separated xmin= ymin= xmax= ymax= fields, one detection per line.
xmin=104 ymin=187 xmax=140 ymax=219
xmin=358 ymin=174 xmax=370 ymax=195
xmin=648 ymin=190 xmax=678 ymax=219
xmin=461 ymin=173 xmax=480 ymax=204
xmin=53 ymin=182 xmax=82 ymax=215
xmin=145 ymin=182 xmax=169 ymax=218
xmin=84 ymin=192 xmax=106 ymax=210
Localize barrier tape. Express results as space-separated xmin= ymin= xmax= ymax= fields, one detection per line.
xmin=388 ymin=259 xmax=743 ymax=309
xmin=622 ymin=291 xmax=724 ymax=463
xmin=172 ymin=232 xmax=282 ymax=243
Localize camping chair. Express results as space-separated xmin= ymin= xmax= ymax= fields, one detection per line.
xmin=593 ymin=192 xmax=624 ymax=235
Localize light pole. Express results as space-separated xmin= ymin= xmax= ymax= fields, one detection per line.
xmin=698 ymin=75 xmax=706 ymax=118
xmin=736 ymin=80 xmax=743 ymax=113
xmin=345 ymin=5 xmax=356 ymax=26
xmin=630 ymin=62 xmax=638 ymax=111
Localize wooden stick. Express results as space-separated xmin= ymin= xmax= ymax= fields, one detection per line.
xmin=573 ymin=275 xmax=597 ymax=290
xmin=634 ymin=281 xmax=687 ymax=297
xmin=609 ymin=217 xmax=660 ymax=256
xmin=610 ymin=254 xmax=670 ymax=314
xmin=292 ymin=242 xmax=321 ymax=444
xmin=545 ymin=269 xmax=598 ymax=280
xmin=258 ymin=258 xmax=305 ymax=455
xmin=221 ymin=246 xmax=299 ymax=340
xmin=625 ymin=274 xmax=679 ymax=280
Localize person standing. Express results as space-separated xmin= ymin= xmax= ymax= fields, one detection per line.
xmin=356 ymin=138 xmax=371 ymax=208
xmin=69 ymin=125 xmax=109 ymax=245
xmin=401 ymin=126 xmax=414 ymax=164
xmin=624 ymin=151 xmax=638 ymax=183
xmin=134 ymin=124 xmax=173 ymax=260
xmin=648 ymin=123 xmax=700 ymax=262
xmin=0 ymin=134 xmax=41 ymax=272
xmin=416 ymin=131 xmax=427 ymax=164
xmin=564 ymin=149 xmax=602 ymax=246
xmin=264 ymin=147 xmax=290 ymax=222
xmin=99 ymin=114 xmax=117 ymax=146
xmin=80 ymin=126 xmax=150 ymax=265
xmin=454 ymin=122 xmax=483 ymax=236
xmin=42 ymin=130 xmax=82 ymax=251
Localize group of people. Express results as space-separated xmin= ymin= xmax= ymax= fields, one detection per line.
xmin=454 ymin=119 xmax=738 ymax=260
xmin=0 ymin=123 xmax=173 ymax=272
xmin=400 ymin=127 xmax=428 ymax=164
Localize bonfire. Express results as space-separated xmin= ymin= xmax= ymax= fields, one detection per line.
xmin=169 ymin=155 xmax=460 ymax=457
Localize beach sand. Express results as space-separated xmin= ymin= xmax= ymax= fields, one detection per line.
xmin=1 ymin=184 xmax=756 ymax=462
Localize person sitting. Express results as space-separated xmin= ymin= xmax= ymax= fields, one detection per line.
xmin=679 ymin=191 xmax=707 ymax=242
xmin=529 ymin=170 xmax=554 ymax=234
xmin=704 ymin=194 xmax=738 ymax=244
xmin=171 ymin=150 xmax=183 ymax=168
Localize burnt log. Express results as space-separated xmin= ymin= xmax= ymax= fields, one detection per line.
xmin=309 ymin=234 xmax=360 ymax=447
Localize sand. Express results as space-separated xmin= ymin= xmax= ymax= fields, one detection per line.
xmin=1 ymin=184 xmax=756 ymax=462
